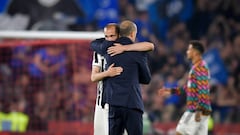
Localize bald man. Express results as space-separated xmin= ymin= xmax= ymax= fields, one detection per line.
xmin=91 ymin=20 xmax=152 ymax=135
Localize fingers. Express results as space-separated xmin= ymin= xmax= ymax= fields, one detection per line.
xmin=107 ymin=65 xmax=123 ymax=77
xmin=158 ymin=88 xmax=171 ymax=97
xmin=195 ymin=111 xmax=202 ymax=121
xmin=107 ymin=48 xmax=118 ymax=56
xmin=113 ymin=43 xmax=121 ymax=46
xmin=107 ymin=43 xmax=123 ymax=56
xmin=116 ymin=67 xmax=123 ymax=73
xmin=158 ymin=89 xmax=164 ymax=96
xmin=195 ymin=112 xmax=201 ymax=122
xmin=195 ymin=117 xmax=201 ymax=122
xmin=109 ymin=63 xmax=115 ymax=68
xmin=107 ymin=49 xmax=117 ymax=56
xmin=112 ymin=67 xmax=123 ymax=74
xmin=114 ymin=68 xmax=123 ymax=75
xmin=107 ymin=44 xmax=119 ymax=53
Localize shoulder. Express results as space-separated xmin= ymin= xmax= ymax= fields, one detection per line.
xmin=201 ymin=60 xmax=209 ymax=68
xmin=193 ymin=60 xmax=209 ymax=73
xmin=117 ymin=37 xmax=133 ymax=45
xmin=198 ymin=60 xmax=209 ymax=70
xmin=91 ymin=38 xmax=105 ymax=43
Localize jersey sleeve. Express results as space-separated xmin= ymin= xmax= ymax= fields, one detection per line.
xmin=137 ymin=52 xmax=151 ymax=84
xmin=171 ymin=85 xmax=186 ymax=95
xmin=90 ymin=38 xmax=114 ymax=55
xmin=195 ymin=63 xmax=211 ymax=112
xmin=92 ymin=52 xmax=102 ymax=67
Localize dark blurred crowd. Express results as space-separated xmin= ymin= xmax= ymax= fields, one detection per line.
xmin=0 ymin=0 xmax=240 ymax=132
xmin=0 ymin=44 xmax=96 ymax=131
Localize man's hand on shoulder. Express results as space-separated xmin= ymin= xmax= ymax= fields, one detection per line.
xmin=107 ymin=43 xmax=126 ymax=56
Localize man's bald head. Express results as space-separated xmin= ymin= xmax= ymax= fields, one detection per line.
xmin=119 ymin=20 xmax=137 ymax=41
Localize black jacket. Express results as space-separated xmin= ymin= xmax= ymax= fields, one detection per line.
xmin=90 ymin=37 xmax=151 ymax=112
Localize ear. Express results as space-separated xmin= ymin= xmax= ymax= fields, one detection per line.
xmin=130 ymin=31 xmax=137 ymax=39
xmin=129 ymin=31 xmax=134 ymax=38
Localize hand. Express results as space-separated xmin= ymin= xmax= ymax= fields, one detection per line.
xmin=106 ymin=63 xmax=123 ymax=77
xmin=158 ymin=87 xmax=171 ymax=97
xmin=195 ymin=111 xmax=201 ymax=122
xmin=107 ymin=43 xmax=125 ymax=56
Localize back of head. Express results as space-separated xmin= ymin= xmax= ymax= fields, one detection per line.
xmin=189 ymin=40 xmax=205 ymax=55
xmin=119 ymin=20 xmax=137 ymax=41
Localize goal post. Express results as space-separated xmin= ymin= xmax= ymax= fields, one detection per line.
xmin=0 ymin=30 xmax=103 ymax=39
xmin=0 ymin=30 xmax=103 ymax=133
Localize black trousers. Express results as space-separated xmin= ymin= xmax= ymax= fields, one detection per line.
xmin=109 ymin=105 xmax=143 ymax=135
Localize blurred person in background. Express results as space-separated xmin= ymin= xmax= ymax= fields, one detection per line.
xmin=28 ymin=46 xmax=67 ymax=91
xmin=28 ymin=91 xmax=48 ymax=131
xmin=11 ymin=46 xmax=32 ymax=80
xmin=0 ymin=98 xmax=29 ymax=132
xmin=7 ymin=0 xmax=84 ymax=30
xmin=159 ymin=40 xmax=211 ymax=135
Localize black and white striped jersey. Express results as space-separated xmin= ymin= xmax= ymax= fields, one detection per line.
xmin=92 ymin=51 xmax=106 ymax=106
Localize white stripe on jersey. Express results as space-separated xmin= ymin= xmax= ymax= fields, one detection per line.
xmin=92 ymin=51 xmax=106 ymax=106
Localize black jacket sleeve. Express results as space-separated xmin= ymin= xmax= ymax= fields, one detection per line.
xmin=138 ymin=53 xmax=151 ymax=84
xmin=90 ymin=38 xmax=114 ymax=55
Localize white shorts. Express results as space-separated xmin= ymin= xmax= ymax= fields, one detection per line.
xmin=176 ymin=111 xmax=209 ymax=135
xmin=94 ymin=103 xmax=109 ymax=135
xmin=94 ymin=103 xmax=128 ymax=135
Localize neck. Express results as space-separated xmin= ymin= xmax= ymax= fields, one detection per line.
xmin=126 ymin=36 xmax=134 ymax=42
xmin=38 ymin=0 xmax=59 ymax=7
xmin=192 ymin=56 xmax=202 ymax=65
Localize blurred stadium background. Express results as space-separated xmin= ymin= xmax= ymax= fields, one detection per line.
xmin=0 ymin=0 xmax=240 ymax=135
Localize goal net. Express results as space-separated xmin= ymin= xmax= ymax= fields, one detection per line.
xmin=0 ymin=30 xmax=103 ymax=134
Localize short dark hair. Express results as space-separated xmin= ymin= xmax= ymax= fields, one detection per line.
xmin=189 ymin=40 xmax=204 ymax=54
